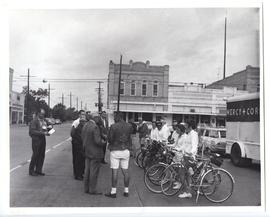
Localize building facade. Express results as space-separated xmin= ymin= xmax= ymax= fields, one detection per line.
xmin=107 ymin=60 xmax=249 ymax=127
xmin=206 ymin=65 xmax=260 ymax=93
xmin=168 ymin=84 xmax=247 ymax=127
xmin=9 ymin=67 xmax=25 ymax=124
xmin=107 ymin=60 xmax=169 ymax=122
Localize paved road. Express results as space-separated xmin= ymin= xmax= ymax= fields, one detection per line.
xmin=10 ymin=123 xmax=261 ymax=207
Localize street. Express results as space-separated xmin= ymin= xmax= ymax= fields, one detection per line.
xmin=10 ymin=123 xmax=261 ymax=207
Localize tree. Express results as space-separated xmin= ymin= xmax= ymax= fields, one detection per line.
xmin=52 ymin=103 xmax=66 ymax=121
xmin=65 ymin=107 xmax=77 ymax=121
xmin=22 ymin=86 xmax=50 ymax=122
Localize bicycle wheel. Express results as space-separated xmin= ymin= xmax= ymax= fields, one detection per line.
xmin=161 ymin=163 xmax=183 ymax=196
xmin=136 ymin=151 xmax=144 ymax=168
xmin=144 ymin=163 xmax=167 ymax=193
xmin=201 ymin=168 xmax=234 ymax=203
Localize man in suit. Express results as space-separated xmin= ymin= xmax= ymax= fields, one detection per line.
xmin=81 ymin=113 xmax=105 ymax=195
xmin=100 ymin=111 xmax=109 ymax=164
xmin=29 ymin=108 xmax=50 ymax=176
xmin=71 ymin=110 xmax=86 ymax=180
xmin=105 ymin=112 xmax=133 ymax=198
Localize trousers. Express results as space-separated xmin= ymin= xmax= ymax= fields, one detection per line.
xmin=29 ymin=136 xmax=46 ymax=173
xmin=72 ymin=142 xmax=85 ymax=178
xmin=84 ymin=157 xmax=102 ymax=193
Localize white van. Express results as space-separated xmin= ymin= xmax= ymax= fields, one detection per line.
xmin=225 ymin=92 xmax=260 ymax=166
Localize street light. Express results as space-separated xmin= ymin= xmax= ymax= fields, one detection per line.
xmin=43 ymin=79 xmax=55 ymax=117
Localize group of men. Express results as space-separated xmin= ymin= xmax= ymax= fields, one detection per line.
xmin=70 ymin=110 xmax=133 ymax=198
xmin=28 ymin=108 xmax=198 ymax=199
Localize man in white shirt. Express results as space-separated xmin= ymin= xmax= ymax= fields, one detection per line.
xmin=186 ymin=120 xmax=199 ymax=157
xmin=150 ymin=121 xmax=158 ymax=142
xmin=160 ymin=118 xmax=171 ymax=141
xmin=168 ymin=120 xmax=179 ymax=145
xmin=155 ymin=121 xmax=168 ymax=142
xmin=178 ymin=120 xmax=198 ymax=199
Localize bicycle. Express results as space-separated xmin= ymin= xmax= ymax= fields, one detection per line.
xmin=160 ymin=150 xmax=234 ymax=203
xmin=143 ymin=144 xmax=175 ymax=193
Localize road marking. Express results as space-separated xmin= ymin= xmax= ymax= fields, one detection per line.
xmin=52 ymin=137 xmax=71 ymax=149
xmin=45 ymin=149 xmax=51 ymax=153
xmin=10 ymin=165 xmax=22 ymax=172
xmin=10 ymin=137 xmax=71 ymax=173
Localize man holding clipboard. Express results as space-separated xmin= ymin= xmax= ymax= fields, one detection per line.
xmin=29 ymin=108 xmax=53 ymax=176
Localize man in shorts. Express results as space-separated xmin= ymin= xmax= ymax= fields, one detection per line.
xmin=105 ymin=112 xmax=133 ymax=198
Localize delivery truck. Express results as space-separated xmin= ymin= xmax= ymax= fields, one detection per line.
xmin=225 ymin=92 xmax=260 ymax=166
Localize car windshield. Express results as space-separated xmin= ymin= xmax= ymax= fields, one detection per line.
xmin=220 ymin=130 xmax=226 ymax=138
xmin=209 ymin=130 xmax=219 ymax=138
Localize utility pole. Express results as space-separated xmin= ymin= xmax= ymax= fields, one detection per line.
xmin=20 ymin=69 xmax=35 ymax=125
xmin=223 ymin=17 xmax=227 ymax=79
xmin=96 ymin=81 xmax=104 ymax=113
xmin=62 ymin=93 xmax=64 ymax=105
xmin=58 ymin=93 xmax=65 ymax=105
xmin=117 ymin=54 xmax=122 ymax=112
xmin=81 ymin=100 xmax=83 ymax=110
xmin=27 ymin=68 xmax=30 ymax=125
xmin=48 ymin=83 xmax=50 ymax=108
xmin=69 ymin=92 xmax=73 ymax=108
xmin=76 ymin=97 xmax=78 ymax=111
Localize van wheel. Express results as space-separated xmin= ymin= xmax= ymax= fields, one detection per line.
xmin=231 ymin=144 xmax=251 ymax=166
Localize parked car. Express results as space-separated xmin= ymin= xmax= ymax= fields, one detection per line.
xmin=55 ymin=119 xmax=62 ymax=125
xmin=199 ymin=127 xmax=227 ymax=154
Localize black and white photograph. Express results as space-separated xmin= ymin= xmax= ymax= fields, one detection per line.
xmin=0 ymin=0 xmax=269 ymax=216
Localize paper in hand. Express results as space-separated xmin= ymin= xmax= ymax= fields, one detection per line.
xmin=48 ymin=128 xmax=55 ymax=135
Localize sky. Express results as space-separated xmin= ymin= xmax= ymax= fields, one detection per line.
xmin=9 ymin=8 xmax=260 ymax=111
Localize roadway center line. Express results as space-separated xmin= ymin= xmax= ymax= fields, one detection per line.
xmin=10 ymin=137 xmax=71 ymax=173
xmin=52 ymin=137 xmax=71 ymax=149
xmin=10 ymin=165 xmax=22 ymax=173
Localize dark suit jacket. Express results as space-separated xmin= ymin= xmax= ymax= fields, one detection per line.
xmin=29 ymin=117 xmax=46 ymax=145
xmin=81 ymin=120 xmax=104 ymax=159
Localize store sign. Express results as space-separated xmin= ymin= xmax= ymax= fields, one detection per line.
xmin=227 ymin=98 xmax=260 ymax=122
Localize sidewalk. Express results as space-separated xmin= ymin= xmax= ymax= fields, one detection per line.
xmin=10 ymin=139 xmax=143 ymax=207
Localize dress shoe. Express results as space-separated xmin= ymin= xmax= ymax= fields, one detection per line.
xmin=35 ymin=171 xmax=45 ymax=176
xmin=123 ymin=192 xmax=129 ymax=197
xmin=75 ymin=176 xmax=83 ymax=181
xmin=29 ymin=171 xmax=38 ymax=176
xmin=104 ymin=192 xmax=116 ymax=198
xmin=88 ymin=191 xmax=103 ymax=195
xmin=101 ymin=160 xmax=107 ymax=164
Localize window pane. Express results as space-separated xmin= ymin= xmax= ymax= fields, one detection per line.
xmin=142 ymin=84 xmax=147 ymax=96
xmin=120 ymin=82 xmax=124 ymax=95
xmin=153 ymin=84 xmax=158 ymax=96
xmin=220 ymin=131 xmax=226 ymax=138
xmin=131 ymin=83 xmax=135 ymax=96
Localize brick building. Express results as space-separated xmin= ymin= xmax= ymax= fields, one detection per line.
xmin=107 ymin=60 xmax=169 ymax=121
xmin=206 ymin=65 xmax=260 ymax=92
